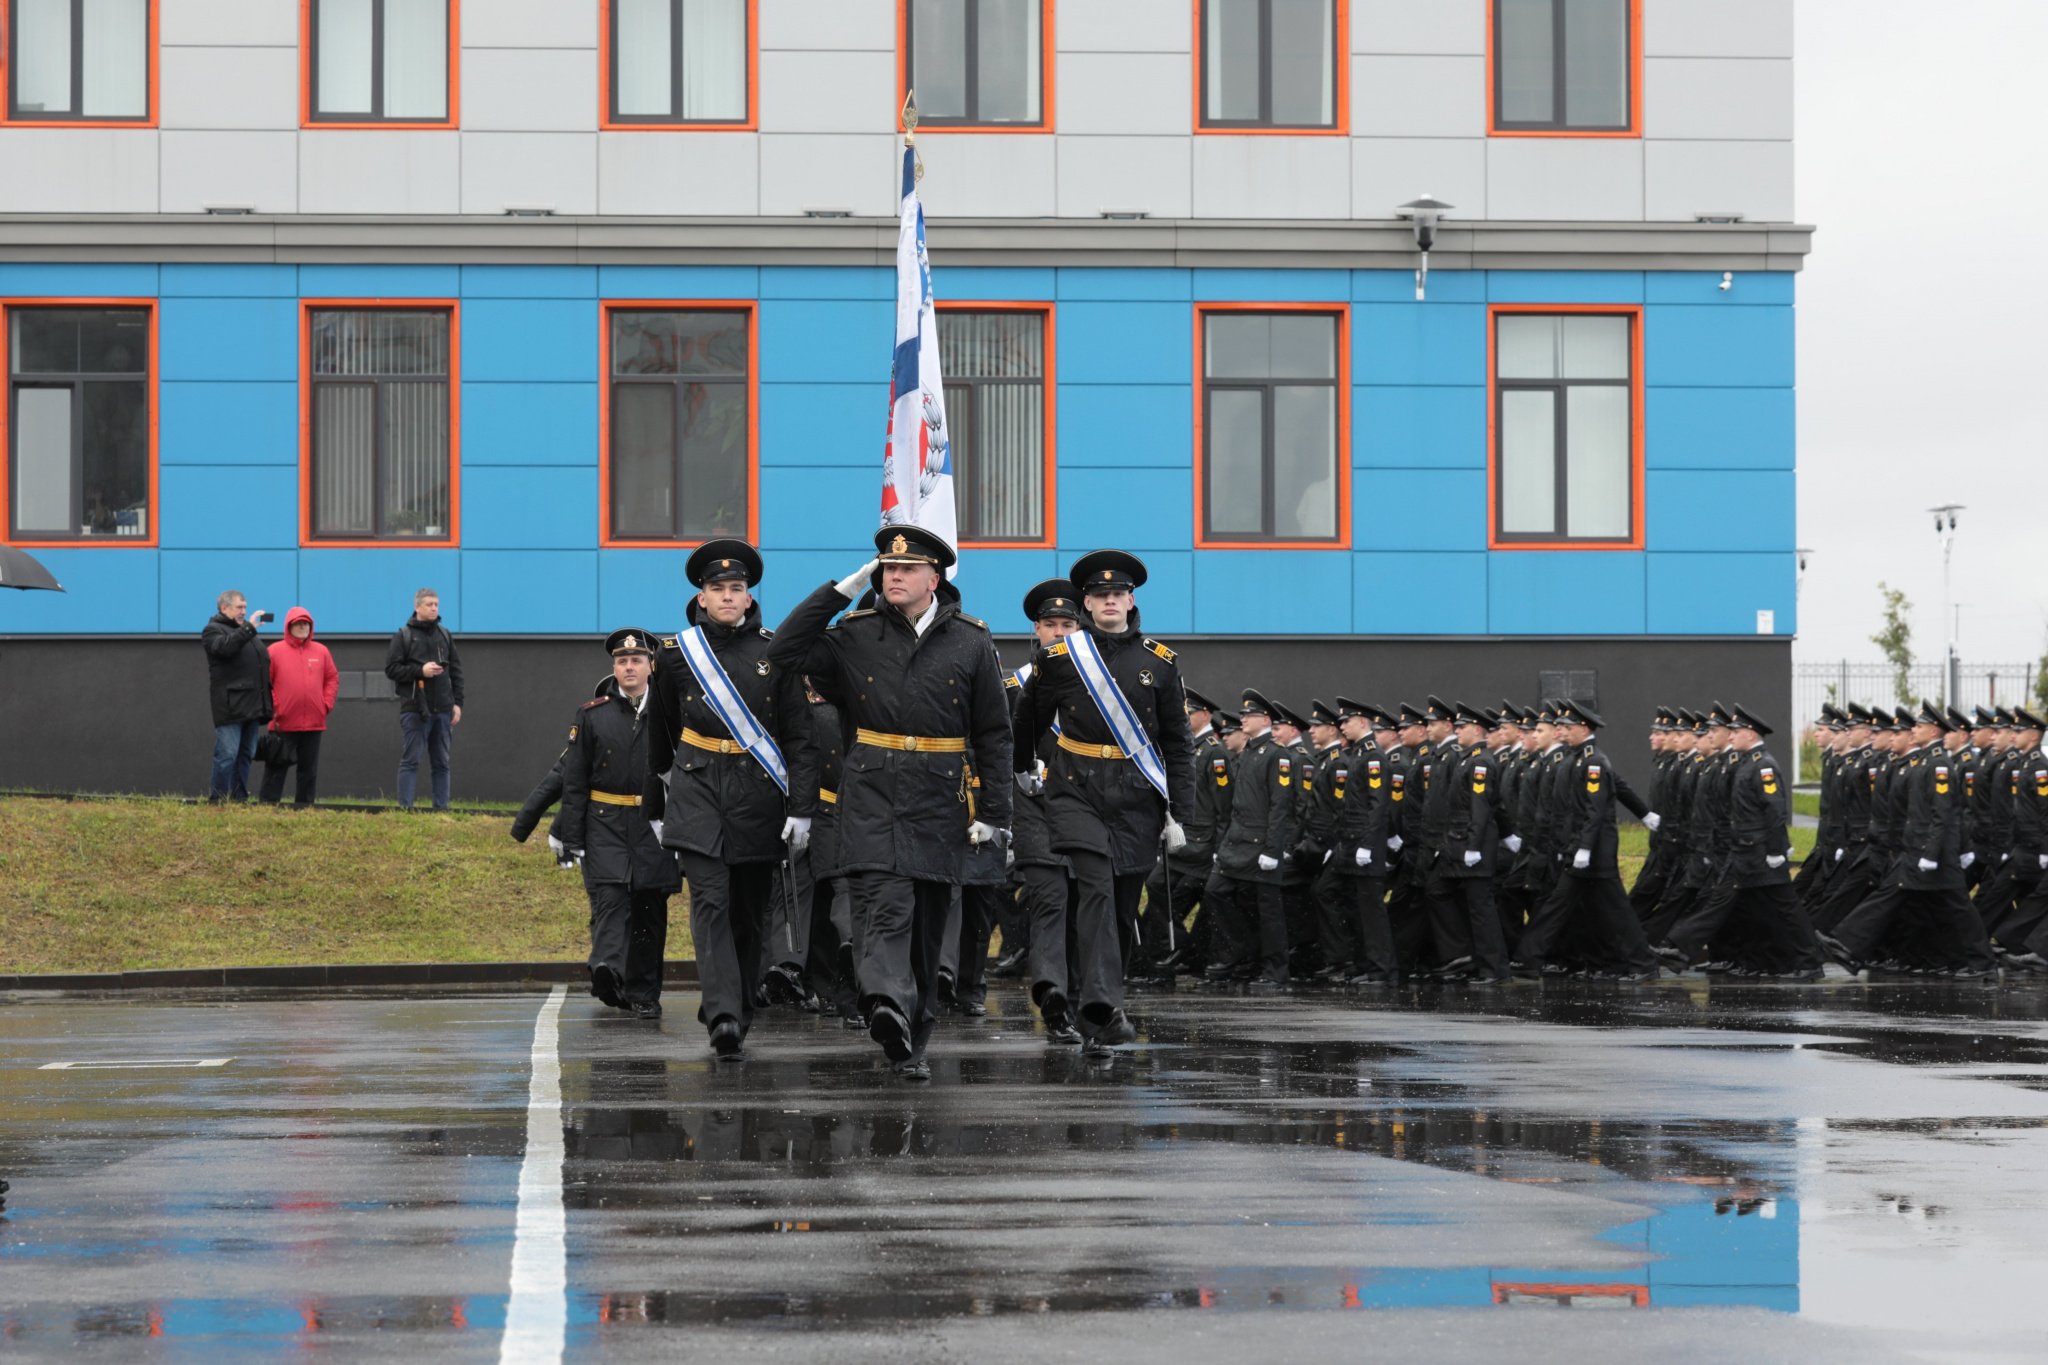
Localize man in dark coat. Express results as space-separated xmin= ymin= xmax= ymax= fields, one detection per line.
xmin=652 ymin=540 xmax=816 ymax=1058
xmin=383 ymin=587 xmax=464 ymax=810
xmin=1433 ymin=703 xmax=1515 ymax=983
xmin=1006 ymin=580 xmax=1085 ymax=1043
xmin=1146 ymin=685 xmax=1227 ymax=975
xmin=1205 ymin=689 xmax=1300 ymax=988
xmin=1325 ymin=699 xmax=1397 ymax=983
xmin=1012 ymin=550 xmax=1195 ymax=1055
xmin=201 ymin=589 xmax=272 ymax=802
xmin=767 ymin=525 xmax=1013 ymax=1080
xmin=555 ymin=629 xmax=680 ymax=1019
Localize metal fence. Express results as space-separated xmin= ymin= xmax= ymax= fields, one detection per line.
xmin=1794 ymin=661 xmax=2040 ymax=740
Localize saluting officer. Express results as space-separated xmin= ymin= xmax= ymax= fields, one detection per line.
xmin=1206 ymin=689 xmax=1300 ymax=988
xmin=768 ymin=526 xmax=1013 ymax=1079
xmin=652 ymin=540 xmax=817 ymax=1059
xmin=557 ymin=629 xmax=680 ymax=1018
xmin=1013 ymin=550 xmax=1195 ymax=1056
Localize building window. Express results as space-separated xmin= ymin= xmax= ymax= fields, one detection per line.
xmin=305 ymin=307 xmax=456 ymax=543
xmin=1197 ymin=0 xmax=1343 ymax=131
xmin=1198 ymin=308 xmax=1347 ymax=546
xmin=1491 ymin=0 xmax=1636 ymax=134
xmin=603 ymin=306 xmax=754 ymax=545
xmin=5 ymin=304 xmax=153 ymax=543
xmin=3 ymin=0 xmax=154 ymax=124
xmin=1491 ymin=309 xmax=1641 ymax=547
xmin=605 ymin=0 xmax=752 ymax=127
xmin=938 ymin=306 xmax=1051 ymax=545
xmin=903 ymin=0 xmax=1048 ymax=130
xmin=306 ymin=0 xmax=454 ymax=125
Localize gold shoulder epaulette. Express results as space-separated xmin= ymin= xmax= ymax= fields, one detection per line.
xmin=1004 ymin=674 xmax=1021 ymax=689
xmin=1146 ymin=638 xmax=1175 ymax=662
xmin=658 ymin=634 xmax=680 ymax=649
xmin=836 ymin=608 xmax=876 ymax=623
xmin=1047 ymin=641 xmax=1069 ymax=657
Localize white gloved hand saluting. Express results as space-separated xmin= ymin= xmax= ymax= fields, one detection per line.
xmin=1573 ymin=848 xmax=1592 ymax=871
xmin=1257 ymin=854 xmax=1280 ymax=872
xmin=1504 ymin=834 xmax=1523 ymax=854
xmin=1462 ymin=850 xmax=1482 ymax=868
xmin=782 ymin=816 xmax=811 ymax=855
xmin=834 ymin=557 xmax=881 ymax=599
xmin=1162 ymin=819 xmax=1188 ymax=853
xmin=1765 ymin=854 xmax=1786 ymax=870
xmin=1917 ymin=857 xmax=1939 ymax=873
xmin=1355 ymin=847 xmax=1372 ymax=867
xmin=1643 ymin=812 xmax=1662 ymax=832
xmin=1015 ymin=770 xmax=1044 ymax=797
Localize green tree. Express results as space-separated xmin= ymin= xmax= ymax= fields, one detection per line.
xmin=2035 ymin=644 xmax=2047 ymax=712
xmin=1872 ymin=582 xmax=1915 ymax=705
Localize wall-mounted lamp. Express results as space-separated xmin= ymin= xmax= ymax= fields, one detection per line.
xmin=1396 ymin=195 xmax=1452 ymax=301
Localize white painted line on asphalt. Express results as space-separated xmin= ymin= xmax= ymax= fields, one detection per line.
xmin=39 ymin=1058 xmax=233 ymax=1070
xmin=499 ymin=985 xmax=568 ymax=1365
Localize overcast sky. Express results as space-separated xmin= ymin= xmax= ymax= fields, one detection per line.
xmin=1794 ymin=0 xmax=2047 ymax=669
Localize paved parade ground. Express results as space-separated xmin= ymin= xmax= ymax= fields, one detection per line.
xmin=5 ymin=980 xmax=2048 ymax=1363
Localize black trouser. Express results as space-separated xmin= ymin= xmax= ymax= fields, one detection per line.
xmin=952 ymin=884 xmax=1003 ymax=1003
xmin=1340 ymin=874 xmax=1396 ymax=975
xmin=1067 ymin=849 xmax=1142 ymax=1021
xmin=1813 ymin=848 xmax=1883 ymax=934
xmin=257 ymin=731 xmax=323 ymax=806
xmin=848 ymin=872 xmax=951 ymax=1057
xmin=1019 ymin=861 xmax=1079 ymax=1011
xmin=1219 ymin=874 xmax=1288 ymax=981
xmin=1644 ymin=881 xmax=1700 ymax=950
xmin=1628 ymin=842 xmax=1674 ymax=919
xmin=1726 ymin=883 xmax=1823 ymax=972
xmin=1666 ymin=881 xmax=1741 ymax=965
xmin=587 ymin=883 xmax=669 ymax=1006
xmin=804 ymin=874 xmax=857 ymax=1012
xmin=1429 ymin=873 xmax=1509 ymax=977
xmin=1834 ymin=883 xmax=1997 ymax=970
xmin=1517 ymin=872 xmax=1657 ymax=973
xmin=1975 ymin=862 xmax=2028 ymax=941
xmin=1313 ymin=859 xmax=1361 ymax=969
xmin=994 ymin=877 xmax=1032 ymax=960
xmin=1386 ymin=875 xmax=1435 ymax=971
xmin=680 ymin=853 xmax=771 ymax=1035
xmin=1141 ymin=861 xmax=1206 ymax=963
xmin=767 ymin=851 xmax=812 ymax=973
xmin=1791 ymin=844 xmax=1834 ymax=908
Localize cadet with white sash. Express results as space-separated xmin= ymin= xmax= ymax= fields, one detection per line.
xmin=1012 ymin=550 xmax=1196 ymax=1057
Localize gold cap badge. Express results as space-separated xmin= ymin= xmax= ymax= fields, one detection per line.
xmin=890 ymin=534 xmax=909 ymax=555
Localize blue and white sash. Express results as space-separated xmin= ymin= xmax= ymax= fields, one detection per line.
xmin=678 ymin=625 xmax=788 ymax=795
xmin=1009 ymin=662 xmax=1061 ymax=738
xmin=1065 ymin=633 xmax=1170 ymax=803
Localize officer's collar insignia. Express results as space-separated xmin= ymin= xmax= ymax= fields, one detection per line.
xmin=890 ymin=534 xmax=909 ymax=555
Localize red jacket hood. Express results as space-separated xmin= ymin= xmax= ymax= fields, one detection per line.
xmin=282 ymin=606 xmax=315 ymax=643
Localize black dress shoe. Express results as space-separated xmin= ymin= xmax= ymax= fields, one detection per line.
xmin=989 ymin=949 xmax=1029 ymax=978
xmin=1815 ymin=933 xmax=1864 ymax=974
xmin=590 ymin=964 xmax=623 ymax=1008
xmin=1765 ymin=968 xmax=1824 ymax=983
xmin=1083 ymin=1008 xmax=1137 ymax=1048
xmin=963 ymin=998 xmax=989 ymax=1017
xmin=1951 ymin=964 xmax=2001 ymax=980
xmin=1468 ymin=973 xmax=1511 ymax=985
xmin=841 ymin=1011 xmax=867 ymax=1030
xmin=762 ymin=963 xmax=806 ymax=1007
xmin=709 ymin=1017 xmax=743 ymax=1058
xmin=893 ymin=1056 xmax=933 ymax=1081
xmin=1201 ymin=962 xmax=1238 ymax=980
xmin=934 ymin=969 xmax=958 ymax=1010
xmin=632 ymin=1000 xmax=663 ymax=1019
xmin=867 ymin=1002 xmax=914 ymax=1061
xmin=1434 ymin=955 xmax=1474 ymax=978
xmin=1698 ymin=960 xmax=1737 ymax=975
xmin=1346 ymin=970 xmax=1389 ymax=986
xmin=1248 ymin=974 xmax=1290 ymax=994
xmin=1651 ymin=942 xmax=1688 ymax=964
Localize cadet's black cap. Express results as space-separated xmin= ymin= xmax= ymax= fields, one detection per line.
xmin=2010 ymin=706 xmax=2044 ymax=731
xmin=1183 ymin=685 xmax=1221 ymax=715
xmin=1971 ymin=705 xmax=1997 ymax=728
xmin=1945 ymin=704 xmax=1972 ymax=733
xmin=1558 ymin=699 xmax=1603 ymax=729
xmin=1706 ymin=701 xmax=1734 ymax=729
xmin=1892 ymin=705 xmax=1915 ymax=730
xmin=1845 ymin=703 xmax=1873 ymax=728
xmin=1915 ymin=699 xmax=1950 ymax=730
xmin=1992 ymin=706 xmax=2016 ymax=728
xmin=875 ymin=523 xmax=957 ymax=570
xmin=1023 ymin=578 xmax=1083 ymax=623
xmin=686 ymin=538 xmax=763 ymax=588
xmin=1422 ymin=694 xmax=1454 ymax=723
xmin=1368 ymin=704 xmax=1402 ymax=731
xmin=1334 ymin=695 xmax=1371 ymax=721
xmin=1398 ymin=702 xmax=1427 ymax=727
xmin=1310 ymin=699 xmax=1341 ymax=727
xmin=1069 ymin=549 xmax=1148 ymax=594
xmin=606 ymin=627 xmax=657 ymax=658
xmin=1726 ymin=702 xmax=1773 ymax=736
xmin=1519 ymin=706 xmax=1541 ymax=729
xmin=1453 ymin=701 xmax=1491 ymax=728
xmin=1240 ymin=688 xmax=1276 ymax=718
xmin=1270 ymin=700 xmax=1310 ymax=731
xmin=1651 ymin=707 xmax=1673 ymax=731
xmin=1213 ymin=709 xmax=1242 ymax=733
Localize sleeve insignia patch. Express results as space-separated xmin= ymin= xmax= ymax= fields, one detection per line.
xmin=567 ymin=724 xmax=578 ymax=741
xmin=1390 ymin=772 xmax=1404 ymax=801
xmin=1472 ymin=765 xmax=1488 ymax=794
xmin=1277 ymin=757 xmax=1292 ymax=788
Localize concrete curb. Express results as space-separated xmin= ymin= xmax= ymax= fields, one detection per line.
xmin=1 ymin=960 xmax=702 ymax=993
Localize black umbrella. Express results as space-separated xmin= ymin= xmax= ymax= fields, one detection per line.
xmin=0 ymin=545 xmax=64 ymax=591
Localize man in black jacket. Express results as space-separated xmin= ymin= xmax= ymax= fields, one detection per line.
xmin=201 ymin=589 xmax=272 ymax=802
xmin=1205 ymin=689 xmax=1300 ymax=988
xmin=384 ymin=587 xmax=464 ymax=810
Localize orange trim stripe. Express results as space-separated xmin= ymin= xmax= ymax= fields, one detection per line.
xmin=299 ymin=0 xmax=461 ymax=130
xmin=599 ymin=0 xmax=759 ymax=132
xmin=938 ymin=300 xmax=1057 ymax=550
xmin=1191 ymin=0 xmax=1349 ymax=136
xmin=0 ymin=0 xmax=160 ymax=128
xmin=896 ymin=0 xmax=1055 ymax=134
xmin=1485 ymin=0 xmax=1643 ymax=138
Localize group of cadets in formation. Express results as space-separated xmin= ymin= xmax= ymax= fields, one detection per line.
xmin=516 ymin=534 xmax=2048 ymax=1080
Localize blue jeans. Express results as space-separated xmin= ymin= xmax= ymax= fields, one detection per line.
xmin=210 ymin=721 xmax=262 ymax=800
xmin=398 ymin=709 xmax=455 ymax=810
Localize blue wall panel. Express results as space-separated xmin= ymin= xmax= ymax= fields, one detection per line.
xmin=761 ymin=466 xmax=877 ymax=549
xmin=460 ymin=265 xmax=596 ymax=298
xmin=461 ymin=299 xmax=598 ymax=382
xmin=1056 ymin=268 xmax=1191 ymax=301
xmin=596 ymin=548 xmax=693 ymax=632
xmin=956 ymin=549 xmax=1061 ymax=633
xmin=758 ymin=300 xmax=892 ymax=383
xmin=1353 ymin=469 xmax=1487 ymax=550
xmin=1058 ymin=468 xmax=1191 ymax=549
xmin=1124 ymin=550 xmax=1192 ymax=634
xmin=1486 ymin=551 xmax=1646 ymax=634
xmin=760 ymin=266 xmax=892 ymax=300
xmin=160 ymin=382 xmax=298 ymax=465
xmin=462 ymin=467 xmax=597 ymax=549
xmin=462 ymin=382 xmax=599 ymax=466
xmin=1352 ymin=552 xmax=1487 ymax=634
xmin=1647 ymin=471 xmax=1795 ymax=550
xmin=1057 ymin=385 xmax=1190 ymax=467
xmin=298 ymin=549 xmax=464 ymax=633
xmin=1647 ymin=387 xmax=1794 ymax=470
xmin=1192 ymin=268 xmax=1349 ymax=302
xmin=932 ymin=267 xmax=1055 ymax=300
xmin=1194 ymin=551 xmax=1352 ymax=634
xmin=160 ymin=298 xmax=298 ymax=381
xmin=1645 ymin=305 xmax=1795 ymax=388
xmin=0 ymin=548 xmax=158 ymax=633
xmin=1355 ymin=385 xmax=1485 ymax=468
xmin=596 ymin=265 xmax=760 ymax=300
xmin=298 ymin=264 xmax=461 ymax=298
xmin=0 ymin=263 xmax=158 ymax=296
xmin=1353 ymin=303 xmax=1486 ymax=386
xmin=159 ymin=264 xmax=297 ymax=297
xmin=760 ymin=382 xmax=886 ymax=466
xmin=463 ymin=550 xmax=596 ymax=632
xmin=1352 ymin=269 xmax=1485 ymax=303
xmin=1487 ymin=270 xmax=1644 ymax=304
xmin=1646 ymin=270 xmax=1794 ymax=306
xmin=158 ymin=465 xmax=299 ymax=549
xmin=1059 ymin=302 xmax=1192 ymax=385
xmin=1647 ymin=552 xmax=1795 ymax=636
xmin=159 ymin=550 xmax=299 ymax=629
xmin=754 ymin=550 xmax=874 ymax=622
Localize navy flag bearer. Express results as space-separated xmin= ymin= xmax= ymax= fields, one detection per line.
xmin=653 ymin=540 xmax=817 ymax=1059
xmin=557 ymin=629 xmax=681 ymax=1019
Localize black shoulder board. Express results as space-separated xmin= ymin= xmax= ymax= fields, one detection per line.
xmin=581 ymin=696 xmax=609 ymax=710
xmin=837 ymin=609 xmax=877 ymax=623
xmin=957 ymin=614 xmax=989 ymax=630
xmin=759 ymin=627 xmax=774 ymax=639
xmin=1145 ymin=638 xmax=1176 ymax=662
xmin=659 ymin=634 xmax=680 ymax=650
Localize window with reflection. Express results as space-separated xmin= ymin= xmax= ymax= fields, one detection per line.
xmin=7 ymin=306 xmax=151 ymax=540
xmin=608 ymin=308 xmax=751 ymax=543
xmin=1199 ymin=0 xmax=1339 ymax=130
xmin=1493 ymin=0 xmax=1632 ymax=132
xmin=938 ymin=309 xmax=1047 ymax=542
xmin=307 ymin=309 xmax=453 ymax=541
xmin=6 ymin=0 xmax=151 ymax=122
xmin=1494 ymin=312 xmax=1635 ymax=544
xmin=609 ymin=0 xmax=750 ymax=125
xmin=308 ymin=0 xmax=451 ymax=123
xmin=1202 ymin=311 xmax=1341 ymax=543
xmin=907 ymin=0 xmax=1045 ymax=128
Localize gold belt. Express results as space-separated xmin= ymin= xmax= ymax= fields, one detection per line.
xmin=1058 ymin=734 xmax=1128 ymax=760
xmin=854 ymin=728 xmax=966 ymax=754
xmin=589 ymin=791 xmax=642 ymax=807
xmin=818 ymin=788 xmax=838 ymax=805
xmin=681 ymin=727 xmax=746 ymax=755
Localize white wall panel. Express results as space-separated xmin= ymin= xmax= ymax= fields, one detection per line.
xmin=1645 ymin=58 xmax=1792 ymax=141
xmin=760 ymin=0 xmax=893 ymax=51
xmin=463 ymin=48 xmax=599 ymax=132
xmin=1058 ymin=52 xmax=1191 ymax=135
xmin=161 ymin=130 xmax=298 ymax=211
xmin=1352 ymin=0 xmax=1485 ymax=54
xmin=598 ymin=131 xmax=761 ymax=215
xmin=915 ymin=133 xmax=1056 ymax=217
xmin=1488 ymin=137 xmax=1644 ymax=220
xmin=161 ymin=0 xmax=297 ymax=48
xmin=1057 ymin=135 xmax=1192 ymax=217
xmin=1646 ymin=138 xmax=1793 ymax=222
xmin=759 ymin=51 xmax=896 ymax=133
xmin=1352 ymin=136 xmax=1485 ymax=221
xmin=461 ymin=133 xmax=598 ymax=214
xmin=759 ymin=133 xmax=897 ymax=216
xmin=0 ymin=130 xmax=159 ymax=211
xmin=161 ymin=45 xmax=298 ymax=130
xmin=1645 ymin=0 xmax=1793 ymax=58
xmin=1352 ymin=55 xmax=1486 ymax=138
xmin=462 ymin=0 xmax=597 ymax=49
xmin=298 ymin=130 xmax=460 ymax=213
xmin=1192 ymin=136 xmax=1351 ymax=219
xmin=1060 ymin=0 xmax=1192 ymax=53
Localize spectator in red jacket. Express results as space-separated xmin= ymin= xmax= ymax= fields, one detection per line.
xmin=259 ymin=606 xmax=339 ymax=807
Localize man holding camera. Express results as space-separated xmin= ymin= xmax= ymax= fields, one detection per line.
xmin=201 ymin=590 xmax=273 ymax=802
xmin=384 ymin=587 xmax=465 ymax=811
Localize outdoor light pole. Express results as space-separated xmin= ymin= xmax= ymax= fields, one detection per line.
xmin=1929 ymin=505 xmax=1963 ymax=704
xmin=1396 ymin=195 xmax=1452 ymax=301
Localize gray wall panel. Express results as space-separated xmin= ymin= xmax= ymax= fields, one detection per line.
xmin=460 ymin=133 xmax=599 ymax=215
xmin=1645 ymin=0 xmax=1795 ymax=58
xmin=1488 ymin=138 xmax=1645 ymax=221
xmin=1352 ymin=0 xmax=1485 ymax=54
xmin=1351 ymin=56 xmax=1487 ymax=138
xmin=1645 ymin=58 xmax=1793 ymax=141
xmin=161 ymin=0 xmax=298 ymax=48
xmin=759 ymin=51 xmax=897 ymax=133
xmin=1192 ymin=137 xmax=1352 ymax=219
xmin=1057 ymin=52 xmax=1192 ymax=136
xmin=1644 ymin=138 xmax=1794 ymax=223
xmin=463 ymin=49 xmax=599 ymax=132
xmin=0 ymin=131 xmax=160 ymax=212
xmin=1061 ymin=0 xmax=1192 ymax=53
xmin=760 ymin=0 xmax=894 ymax=52
xmin=161 ymin=45 xmax=298 ymax=130
xmin=298 ymin=131 xmax=462 ymax=214
xmin=758 ymin=133 xmax=898 ymax=216
xmin=1351 ymin=136 xmax=1486 ymax=222
xmin=1056 ymin=135 xmax=1193 ymax=218
xmin=463 ymin=0 xmax=597 ymax=49
xmin=597 ymin=133 xmax=763 ymax=216
xmin=161 ymin=131 xmax=300 ymax=213
xmin=917 ymin=134 xmax=1058 ymax=219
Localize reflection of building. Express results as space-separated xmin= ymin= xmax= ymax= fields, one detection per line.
xmin=0 ymin=3 xmax=1804 ymax=799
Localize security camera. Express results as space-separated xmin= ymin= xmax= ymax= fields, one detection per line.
xmin=1718 ymin=272 xmax=1734 ymax=292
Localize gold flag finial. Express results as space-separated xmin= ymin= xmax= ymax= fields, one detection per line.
xmin=902 ymin=90 xmax=919 ymax=145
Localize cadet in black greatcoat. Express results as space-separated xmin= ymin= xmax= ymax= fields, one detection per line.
xmin=1007 ymin=580 xmax=1085 ymax=1042
xmin=652 ymin=541 xmax=817 ymax=1058
xmin=1145 ymin=684 xmax=1227 ymax=974
xmin=1013 ymin=550 xmax=1195 ymax=1055
xmin=767 ymin=526 xmax=1013 ymax=1079
xmin=556 ymin=630 xmax=681 ymax=1018
xmin=1434 ymin=703 xmax=1514 ymax=983
xmin=1326 ymin=699 xmax=1397 ymax=983
xmin=1206 ymin=689 xmax=1301 ymax=987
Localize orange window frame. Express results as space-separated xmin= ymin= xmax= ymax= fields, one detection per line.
xmin=298 ymin=299 xmax=461 ymax=548
xmin=0 ymin=0 xmax=159 ymax=128
xmin=0 ymin=298 xmax=159 ymax=548
xmin=299 ymin=0 xmax=460 ymax=129
xmin=1486 ymin=0 xmax=1642 ymax=138
xmin=598 ymin=300 xmax=759 ymax=549
xmin=1485 ymin=303 xmax=1644 ymax=552
xmin=937 ymin=300 xmax=1056 ymax=549
xmin=895 ymin=0 xmax=1054 ymax=134
xmin=599 ymin=0 xmax=758 ymax=132
xmin=1191 ymin=0 xmax=1349 ymax=136
xmin=1192 ymin=302 xmax=1352 ymax=551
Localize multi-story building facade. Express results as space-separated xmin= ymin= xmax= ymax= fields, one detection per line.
xmin=0 ymin=0 xmax=1805 ymax=798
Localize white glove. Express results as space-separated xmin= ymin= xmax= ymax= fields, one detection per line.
xmin=1504 ymin=834 xmax=1523 ymax=854
xmin=1005 ymin=847 xmax=1016 ymax=869
xmin=2039 ymin=853 xmax=2048 ymax=870
xmin=1643 ymin=812 xmax=1662 ymax=833
xmin=1387 ymin=835 xmax=1404 ymax=853
xmin=782 ymin=816 xmax=811 ymax=854
xmin=650 ymin=819 xmax=664 ymax=844
xmin=833 ymin=557 xmax=881 ymax=599
xmin=1835 ymin=847 xmax=1845 ymax=862
xmin=967 ymin=820 xmax=1000 ymax=847
xmin=1462 ymin=850 xmax=1482 ymax=867
xmin=1917 ymin=857 xmax=1939 ymax=873
xmin=1355 ymin=847 xmax=1372 ymax=867
xmin=1257 ymin=854 xmax=1280 ymax=872
xmin=1162 ymin=819 xmax=1188 ymax=853
xmin=1765 ymin=854 xmax=1786 ymax=869
xmin=1323 ymin=849 xmax=1333 ymax=864
xmin=1960 ymin=851 xmax=1976 ymax=869
xmin=1572 ymin=849 xmax=1592 ymax=871
xmin=547 ymin=834 xmax=567 ymax=860
xmin=1015 ymin=770 xmax=1044 ymax=796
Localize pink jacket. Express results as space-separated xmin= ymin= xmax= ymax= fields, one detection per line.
xmin=269 ymin=606 xmax=339 ymax=732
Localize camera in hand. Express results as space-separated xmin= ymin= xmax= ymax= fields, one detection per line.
xmin=252 ymin=610 xmax=274 ymax=624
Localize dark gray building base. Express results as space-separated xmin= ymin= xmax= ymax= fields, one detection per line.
xmin=0 ymin=636 xmax=1790 ymax=805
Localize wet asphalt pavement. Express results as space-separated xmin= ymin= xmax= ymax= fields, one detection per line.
xmin=4 ymin=977 xmax=2048 ymax=1363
